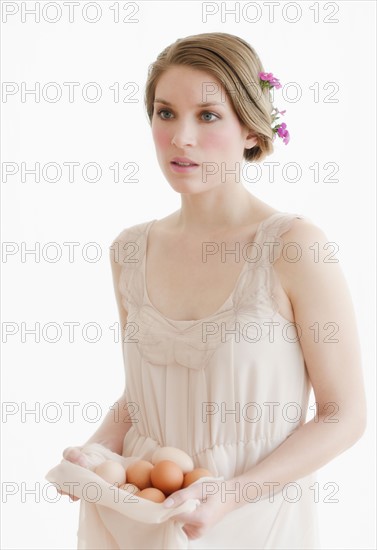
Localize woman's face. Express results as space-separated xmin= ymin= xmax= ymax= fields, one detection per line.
xmin=151 ymin=65 xmax=257 ymax=193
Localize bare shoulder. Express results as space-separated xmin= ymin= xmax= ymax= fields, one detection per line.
xmin=274 ymin=216 xmax=366 ymax=435
xmin=282 ymin=215 xmax=328 ymax=243
xmin=275 ymin=218 xmax=349 ymax=309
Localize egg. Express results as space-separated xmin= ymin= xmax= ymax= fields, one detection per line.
xmin=95 ymin=460 xmax=126 ymax=486
xmin=136 ymin=487 xmax=166 ymax=503
xmin=151 ymin=447 xmax=194 ymax=474
xmin=119 ymin=482 xmax=139 ymax=494
xmin=150 ymin=460 xmax=184 ymax=495
xmin=126 ymin=460 xmax=154 ymax=490
xmin=182 ymin=468 xmax=213 ymax=488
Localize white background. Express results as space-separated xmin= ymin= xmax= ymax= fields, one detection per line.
xmin=1 ymin=1 xmax=376 ymax=549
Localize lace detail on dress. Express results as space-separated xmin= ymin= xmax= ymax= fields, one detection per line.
xmin=111 ymin=221 xmax=152 ymax=316
xmin=232 ymin=213 xmax=304 ymax=320
xmin=110 ymin=213 xmax=304 ymax=370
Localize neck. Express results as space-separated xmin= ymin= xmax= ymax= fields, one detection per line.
xmin=174 ymin=182 xmax=263 ymax=236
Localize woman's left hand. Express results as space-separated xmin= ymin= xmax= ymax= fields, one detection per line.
xmin=164 ymin=480 xmax=234 ymax=540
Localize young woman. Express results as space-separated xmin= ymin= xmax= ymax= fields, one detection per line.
xmin=56 ymin=32 xmax=366 ymax=549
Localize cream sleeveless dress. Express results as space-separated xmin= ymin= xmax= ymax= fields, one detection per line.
xmin=45 ymin=211 xmax=321 ymax=549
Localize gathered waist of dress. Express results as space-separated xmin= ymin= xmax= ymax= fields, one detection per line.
xmin=122 ymin=425 xmax=297 ymax=475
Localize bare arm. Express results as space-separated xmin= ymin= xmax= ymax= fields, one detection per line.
xmin=147 ymin=219 xmax=367 ymax=538
xmin=64 ymin=239 xmax=132 ymax=461
xmin=82 ymin=239 xmax=134 ymax=454
xmin=225 ymin=219 xmax=367 ymax=511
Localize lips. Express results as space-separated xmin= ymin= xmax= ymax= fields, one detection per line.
xmin=171 ymin=157 xmax=199 ymax=166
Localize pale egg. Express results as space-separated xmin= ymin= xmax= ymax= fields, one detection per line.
xmin=94 ymin=460 xmax=126 ymax=486
xmin=151 ymin=446 xmax=194 ymax=473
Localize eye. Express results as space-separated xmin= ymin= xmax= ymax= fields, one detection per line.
xmin=155 ymin=109 xmax=219 ymax=122
xmin=156 ymin=109 xmax=173 ymax=120
xmin=201 ymin=111 xmax=218 ymax=122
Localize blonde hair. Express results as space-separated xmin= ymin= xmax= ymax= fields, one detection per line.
xmin=144 ymin=32 xmax=275 ymax=163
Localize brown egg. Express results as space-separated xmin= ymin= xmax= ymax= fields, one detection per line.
xmin=182 ymin=468 xmax=213 ymax=488
xmin=136 ymin=487 xmax=166 ymax=503
xmin=126 ymin=460 xmax=154 ymax=490
xmin=150 ymin=460 xmax=184 ymax=495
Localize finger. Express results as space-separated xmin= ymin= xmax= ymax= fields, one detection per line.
xmin=63 ymin=446 xmax=80 ymax=460
xmin=182 ymin=524 xmax=201 ymax=540
xmin=173 ymin=508 xmax=201 ymax=524
xmin=56 ymin=488 xmax=80 ymax=501
xmin=172 ymin=512 xmax=191 ymax=523
xmin=63 ymin=447 xmax=88 ymax=467
xmin=163 ymin=486 xmax=201 ymax=508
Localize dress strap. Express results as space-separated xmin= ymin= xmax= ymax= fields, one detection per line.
xmin=110 ymin=220 xmax=153 ymax=315
xmin=231 ymin=212 xmax=306 ymax=319
xmin=249 ymin=212 xmax=305 ymax=266
xmin=111 ymin=213 xmax=306 ymax=320
xmin=110 ymin=220 xmax=152 ymax=266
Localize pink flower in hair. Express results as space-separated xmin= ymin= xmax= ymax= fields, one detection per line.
xmin=275 ymin=122 xmax=290 ymax=145
xmin=259 ymin=73 xmax=290 ymax=145
xmin=258 ymin=72 xmax=282 ymax=89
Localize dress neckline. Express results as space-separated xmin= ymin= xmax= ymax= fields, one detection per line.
xmin=142 ymin=212 xmax=282 ymax=324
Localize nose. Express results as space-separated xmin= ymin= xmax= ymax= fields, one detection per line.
xmin=171 ymin=119 xmax=197 ymax=148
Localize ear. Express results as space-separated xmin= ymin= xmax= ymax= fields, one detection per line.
xmin=244 ymin=129 xmax=258 ymax=150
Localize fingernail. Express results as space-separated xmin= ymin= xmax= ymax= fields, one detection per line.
xmin=164 ymin=497 xmax=174 ymax=508
xmin=78 ymin=458 xmax=86 ymax=467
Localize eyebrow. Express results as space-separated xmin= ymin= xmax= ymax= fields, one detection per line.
xmin=153 ymin=98 xmax=225 ymax=108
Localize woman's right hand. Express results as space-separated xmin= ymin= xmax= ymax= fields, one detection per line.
xmin=55 ymin=442 xmax=125 ymax=501
xmin=57 ymin=446 xmax=89 ymax=501
xmin=62 ymin=446 xmax=89 ymax=467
